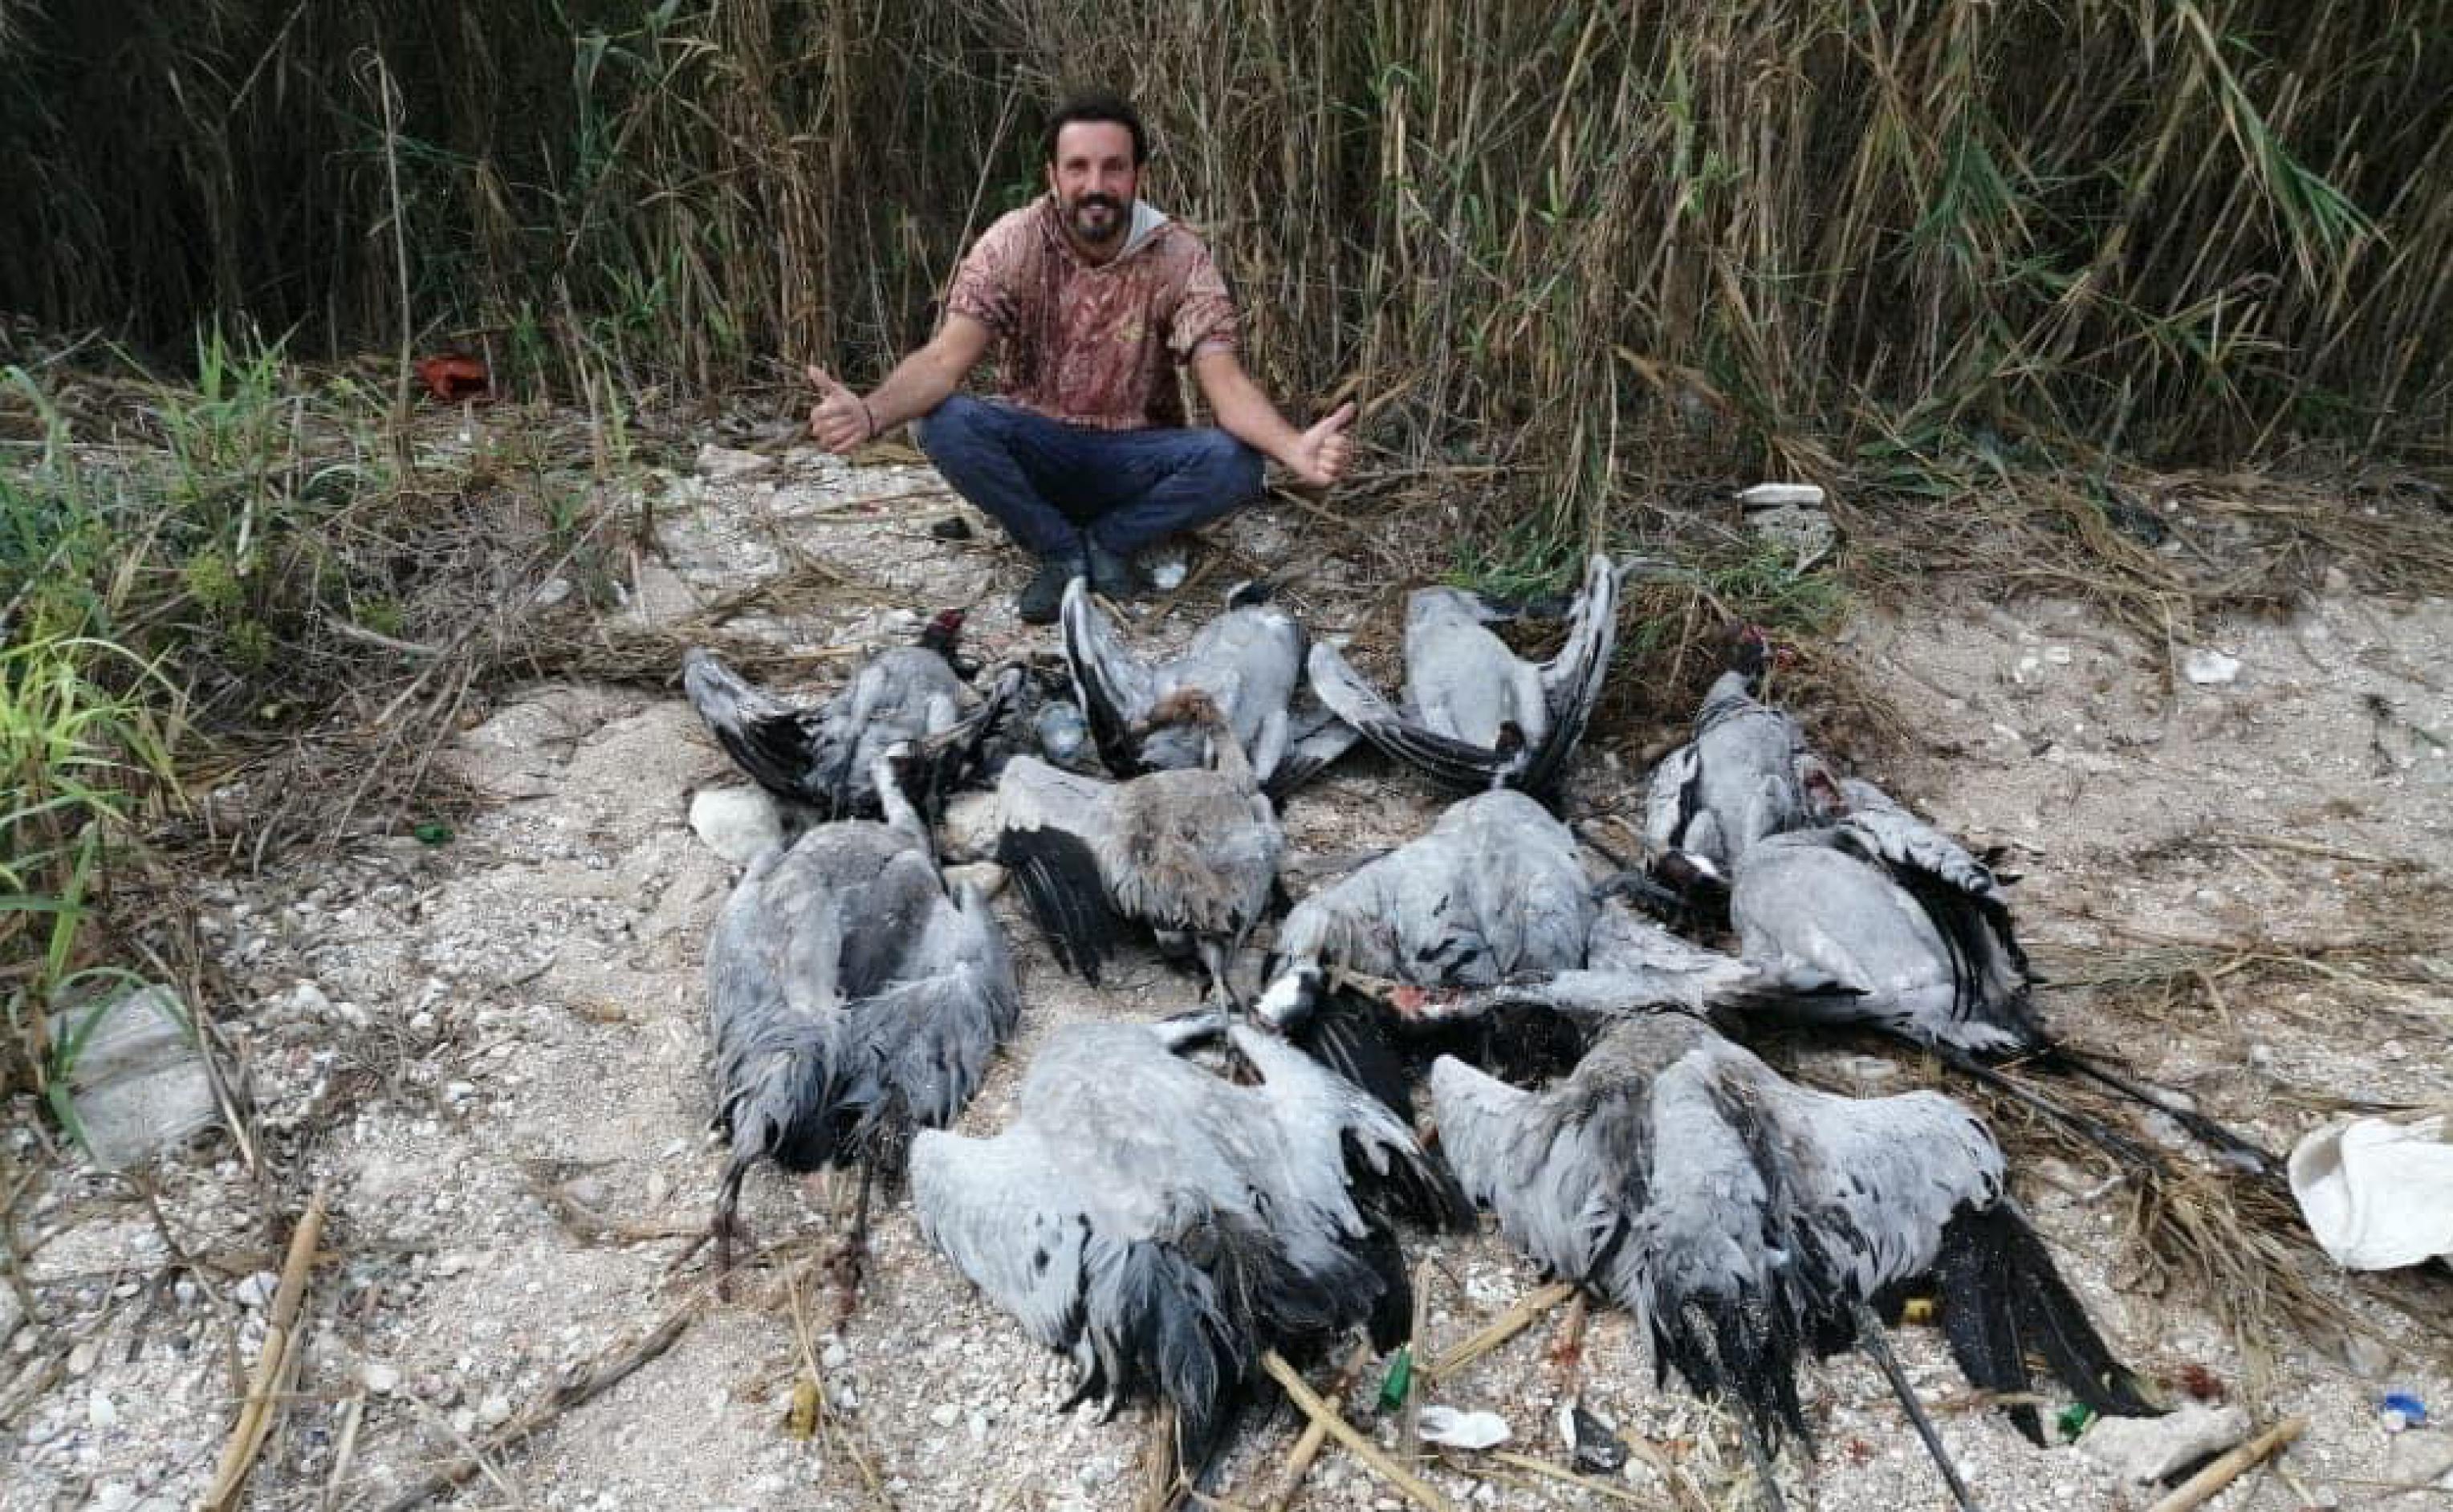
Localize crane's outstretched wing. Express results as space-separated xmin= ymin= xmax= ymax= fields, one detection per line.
xmin=1307 ymin=640 xmax=1521 ymax=790
xmin=1519 ymin=553 xmax=1620 ymax=799
xmin=684 ymin=648 xmax=828 ymax=807
xmin=1060 ymin=577 xmax=1161 ymax=777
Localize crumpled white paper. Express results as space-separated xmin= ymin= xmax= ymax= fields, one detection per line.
xmin=2288 ymin=1105 xmax=2453 ymax=1270
xmin=1417 ymin=1405 xmax=1511 ymax=1450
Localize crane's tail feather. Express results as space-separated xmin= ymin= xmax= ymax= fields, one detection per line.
xmin=1097 ymin=1213 xmax=1385 ymax=1474
xmin=1104 ymin=1237 xmax=1244 ymax=1471
xmin=1288 ymin=990 xmax=1415 ymax=1116
xmin=1929 ymin=1203 xmax=2158 ymax=1445
xmin=1653 ymin=1291 xmax=1812 ymax=1455
xmin=996 ymin=825 xmax=1125 ymax=983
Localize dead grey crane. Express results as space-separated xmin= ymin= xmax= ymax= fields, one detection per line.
xmin=683 ymin=610 xmax=1019 ymax=821
xmin=1430 ymin=1011 xmax=2157 ymax=1511
xmin=1643 ymin=626 xmax=1836 ymax=904
xmin=1307 ymin=555 xmax=1629 ymax=803
xmin=1255 ymin=788 xmax=1595 ymax=1030
xmin=702 ymin=745 xmax=1020 ymax=1290
xmin=1060 ymin=576 xmax=1357 ymax=795
xmin=1253 ymin=791 xmax=1853 ymax=1112
xmin=995 ymin=685 xmax=1284 ymax=1006
xmin=911 ymin=1013 xmax=1462 ymax=1471
xmin=1730 ymin=777 xmax=2275 ymax=1173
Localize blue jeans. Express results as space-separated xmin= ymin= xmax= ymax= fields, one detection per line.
xmin=913 ymin=394 xmax=1265 ymax=558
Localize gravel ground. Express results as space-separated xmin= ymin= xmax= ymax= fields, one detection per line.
xmin=3 ymin=445 xmax=2449 ymax=1512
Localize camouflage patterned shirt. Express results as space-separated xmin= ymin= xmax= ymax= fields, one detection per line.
xmin=946 ymin=196 xmax=1239 ymax=431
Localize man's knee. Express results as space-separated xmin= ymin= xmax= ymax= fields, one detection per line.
xmin=1191 ymin=429 xmax=1265 ymax=501
xmin=911 ymin=392 xmax=994 ymax=459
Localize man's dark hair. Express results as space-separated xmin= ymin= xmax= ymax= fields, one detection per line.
xmin=1042 ymin=90 xmax=1148 ymax=167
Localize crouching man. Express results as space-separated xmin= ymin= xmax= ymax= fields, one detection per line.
xmin=804 ymin=89 xmax=1353 ymax=623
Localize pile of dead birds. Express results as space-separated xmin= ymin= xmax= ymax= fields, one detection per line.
xmin=676 ymin=558 xmax=2272 ymax=1508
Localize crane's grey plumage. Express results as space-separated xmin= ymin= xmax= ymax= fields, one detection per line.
xmin=995 ymin=688 xmax=1284 ymax=1004
xmin=685 ymin=616 xmax=1016 ymax=819
xmin=1061 ymin=577 xmax=1357 ymax=795
xmin=1405 ymin=898 xmax=1861 ymax=1027
xmin=1429 ymin=1013 xmax=2154 ymax=1492
xmin=912 ymin=1016 xmax=1461 ymax=1465
xmin=1643 ymin=631 xmax=1835 ymax=890
xmin=1732 ymin=778 xmax=2276 ymax=1173
xmin=1255 ymin=789 xmax=1593 ymax=1029
xmin=1729 ymin=780 xmax=2038 ymax=1055
xmin=704 ymin=749 xmax=1019 ymax=1273
xmin=1307 ymin=555 xmax=1623 ymax=800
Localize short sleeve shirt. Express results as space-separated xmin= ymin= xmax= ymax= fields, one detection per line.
xmin=945 ymin=197 xmax=1239 ymax=431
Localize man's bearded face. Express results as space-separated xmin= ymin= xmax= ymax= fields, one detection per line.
xmin=1048 ymin=120 xmax=1139 ymax=252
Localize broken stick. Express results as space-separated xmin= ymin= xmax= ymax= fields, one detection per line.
xmin=2142 ymin=1415 xmax=2306 ymax=1512
xmin=200 ymin=1183 xmax=327 ymax=1512
xmin=372 ymin=1295 xmax=698 ymax=1512
xmin=1266 ymin=1342 xmax=1373 ymax=1512
xmin=1426 ymin=1282 xmax=1576 ymax=1382
xmin=1259 ymin=1350 xmax=1454 ymax=1512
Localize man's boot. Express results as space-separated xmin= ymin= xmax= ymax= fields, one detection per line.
xmin=1084 ymin=539 xmax=1145 ymax=600
xmin=1015 ymin=547 xmax=1084 ymax=625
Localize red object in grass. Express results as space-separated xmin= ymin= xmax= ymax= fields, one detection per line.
xmin=414 ymin=355 xmax=490 ymax=402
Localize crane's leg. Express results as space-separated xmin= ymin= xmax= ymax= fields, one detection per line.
xmin=1198 ymin=937 xmax=1247 ymax=1014
xmin=1735 ymin=1415 xmax=1788 ymax=1512
xmin=1914 ymin=1039 xmax=2163 ymax=1173
xmin=1851 ymin=1299 xmax=1982 ymax=1512
xmin=826 ymin=1159 xmax=876 ymax=1317
xmin=2051 ymin=1050 xmax=2278 ymax=1177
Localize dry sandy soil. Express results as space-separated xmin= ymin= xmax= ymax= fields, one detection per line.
xmin=4 ymin=443 xmax=2450 ymax=1512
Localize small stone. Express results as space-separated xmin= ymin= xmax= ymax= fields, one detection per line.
xmin=87 ymin=1391 xmax=119 ymax=1429
xmin=363 ymin=1361 xmax=402 ymax=1395
xmin=478 ymin=1392 xmax=515 ymax=1428
xmin=67 ymin=1339 xmax=100 ymax=1376
xmin=2385 ymin=1429 xmax=2453 ymax=1489
xmin=929 ymin=1403 xmax=962 ymax=1429
xmin=820 ymin=1342 xmax=849 ymax=1371
xmin=2078 ymin=1401 xmax=2252 ymax=1483
xmin=1738 ymin=482 xmax=1826 ymax=509
xmin=2337 ymin=1333 xmax=2394 ymax=1379
xmin=2182 ymin=648 xmax=2241 ymax=686
xmin=235 ymin=1270 xmax=282 ymax=1310
xmin=689 ymin=787 xmax=786 ymax=864
xmin=444 ymin=1080 xmax=477 ymax=1104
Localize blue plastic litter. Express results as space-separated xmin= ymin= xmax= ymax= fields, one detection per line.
xmin=2381 ymin=1392 xmax=2429 ymax=1428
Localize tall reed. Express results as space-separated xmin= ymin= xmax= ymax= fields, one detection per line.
xmin=1 ymin=1 xmax=2446 ymax=543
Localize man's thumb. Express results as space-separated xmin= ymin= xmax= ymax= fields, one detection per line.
xmin=804 ymin=363 xmax=847 ymax=397
xmin=1314 ymin=400 xmax=1357 ymax=436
